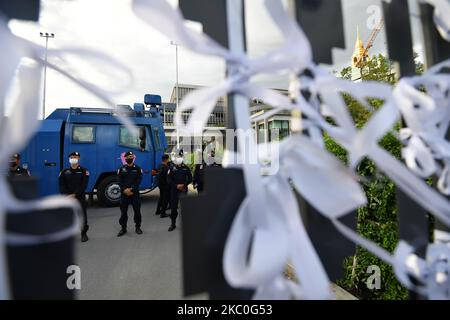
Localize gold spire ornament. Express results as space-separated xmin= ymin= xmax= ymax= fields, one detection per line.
xmin=351 ymin=19 xmax=384 ymax=69
xmin=351 ymin=26 xmax=368 ymax=67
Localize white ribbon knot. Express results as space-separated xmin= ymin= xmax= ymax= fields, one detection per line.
xmin=394 ymin=241 xmax=450 ymax=299
xmin=394 ymin=61 xmax=450 ymax=194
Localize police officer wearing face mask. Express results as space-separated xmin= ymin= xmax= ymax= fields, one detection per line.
xmin=8 ymin=153 xmax=30 ymax=177
xmin=167 ymin=150 xmax=192 ymax=232
xmin=59 ymin=152 xmax=90 ymax=242
xmin=117 ymin=151 xmax=143 ymax=237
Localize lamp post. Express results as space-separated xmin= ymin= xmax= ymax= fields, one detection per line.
xmin=170 ymin=41 xmax=180 ymax=150
xmin=39 ymin=32 xmax=54 ymax=120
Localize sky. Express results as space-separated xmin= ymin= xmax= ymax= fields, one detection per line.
xmin=7 ymin=0 xmax=425 ymax=117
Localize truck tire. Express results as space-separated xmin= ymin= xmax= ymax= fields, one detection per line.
xmin=97 ymin=175 xmax=121 ymax=207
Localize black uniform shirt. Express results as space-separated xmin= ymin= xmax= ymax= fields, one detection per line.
xmin=9 ymin=166 xmax=30 ymax=177
xmin=168 ymin=164 xmax=192 ymax=191
xmin=156 ymin=163 xmax=169 ymax=189
xmin=208 ymin=162 xmax=222 ymax=168
xmin=117 ymin=164 xmax=143 ymax=193
xmin=59 ymin=166 xmax=89 ymax=196
xmin=193 ymin=162 xmax=206 ymax=187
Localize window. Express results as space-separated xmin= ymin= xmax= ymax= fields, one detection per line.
xmin=72 ymin=125 xmax=95 ymax=143
xmin=269 ymin=120 xmax=290 ymax=142
xmin=153 ymin=127 xmax=162 ymax=150
xmin=164 ymin=110 xmax=174 ymax=125
xmin=119 ymin=126 xmax=148 ymax=150
xmin=257 ymin=123 xmax=265 ymax=144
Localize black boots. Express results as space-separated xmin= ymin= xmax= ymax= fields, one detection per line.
xmin=168 ymin=224 xmax=176 ymax=232
xmin=81 ymin=225 xmax=89 ymax=242
xmin=117 ymin=228 xmax=127 ymax=237
xmin=81 ymin=232 xmax=89 ymax=242
xmin=118 ymin=226 xmax=142 ymax=236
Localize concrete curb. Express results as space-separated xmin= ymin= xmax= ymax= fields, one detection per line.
xmin=284 ymin=263 xmax=358 ymax=300
xmin=331 ymin=283 xmax=358 ymax=300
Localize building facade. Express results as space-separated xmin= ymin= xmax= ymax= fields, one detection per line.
xmin=250 ymin=89 xmax=291 ymax=144
xmin=163 ymin=84 xmax=226 ymax=152
xmin=162 ymin=84 xmax=292 ymax=155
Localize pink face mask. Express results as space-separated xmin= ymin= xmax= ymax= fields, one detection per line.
xmin=121 ymin=152 xmax=137 ymax=165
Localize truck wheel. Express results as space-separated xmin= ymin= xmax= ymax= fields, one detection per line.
xmin=97 ymin=176 xmax=121 ymax=207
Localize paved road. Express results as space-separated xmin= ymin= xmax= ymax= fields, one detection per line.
xmin=75 ymin=190 xmax=356 ymax=300
xmin=76 ymin=190 xmax=205 ymax=300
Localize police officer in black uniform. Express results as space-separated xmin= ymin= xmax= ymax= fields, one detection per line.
xmin=59 ymin=151 xmax=90 ymax=242
xmin=167 ymin=151 xmax=192 ymax=232
xmin=166 ymin=157 xmax=175 ymax=211
xmin=8 ymin=153 xmax=30 ymax=177
xmin=193 ymin=149 xmax=206 ymax=193
xmin=154 ymin=154 xmax=171 ymax=218
xmin=117 ymin=151 xmax=143 ymax=237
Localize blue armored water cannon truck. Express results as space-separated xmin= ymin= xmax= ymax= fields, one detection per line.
xmin=19 ymin=94 xmax=167 ymax=207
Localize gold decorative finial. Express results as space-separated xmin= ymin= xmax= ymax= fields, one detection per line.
xmin=352 ymin=26 xmax=368 ymax=67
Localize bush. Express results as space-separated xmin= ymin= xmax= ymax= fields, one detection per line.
xmin=325 ymin=52 xmax=427 ymax=299
xmin=324 ymin=92 xmax=408 ymax=299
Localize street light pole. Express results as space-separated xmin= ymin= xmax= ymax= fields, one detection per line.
xmin=40 ymin=32 xmax=54 ymax=120
xmin=170 ymin=41 xmax=180 ymax=150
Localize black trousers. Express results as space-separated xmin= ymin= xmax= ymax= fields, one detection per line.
xmin=119 ymin=194 xmax=142 ymax=228
xmin=170 ymin=188 xmax=186 ymax=226
xmin=166 ymin=190 xmax=171 ymax=210
xmin=156 ymin=186 xmax=170 ymax=214
xmin=75 ymin=195 xmax=88 ymax=234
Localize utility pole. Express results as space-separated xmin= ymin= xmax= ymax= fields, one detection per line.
xmin=40 ymin=32 xmax=54 ymax=120
xmin=170 ymin=41 xmax=180 ymax=150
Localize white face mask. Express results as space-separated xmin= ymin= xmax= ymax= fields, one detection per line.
xmin=69 ymin=158 xmax=79 ymax=165
xmin=175 ymin=157 xmax=183 ymax=165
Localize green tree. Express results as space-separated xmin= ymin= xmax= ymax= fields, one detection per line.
xmin=340 ymin=54 xmax=396 ymax=83
xmin=331 ymin=53 xmax=424 ymax=300
xmin=414 ymin=52 xmax=425 ymax=75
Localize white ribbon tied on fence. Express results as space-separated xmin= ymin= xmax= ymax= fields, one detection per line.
xmin=242 ymin=0 xmax=450 ymax=299
xmin=133 ymin=0 xmax=339 ymax=299
xmin=394 ymin=61 xmax=450 ymax=194
xmin=267 ymin=1 xmax=450 ymax=298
